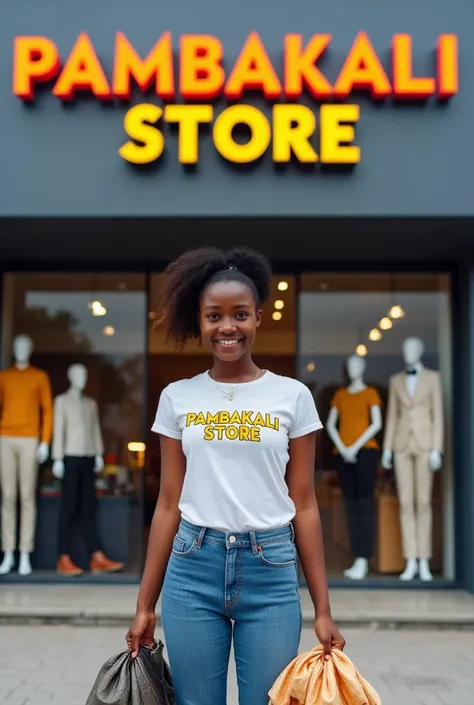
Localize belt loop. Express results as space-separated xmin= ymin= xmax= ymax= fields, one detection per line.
xmin=195 ymin=527 xmax=207 ymax=549
xmin=249 ymin=530 xmax=258 ymax=555
xmin=290 ymin=522 xmax=295 ymax=542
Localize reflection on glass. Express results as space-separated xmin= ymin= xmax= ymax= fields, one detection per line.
xmin=1 ymin=273 xmax=146 ymax=577
xmin=298 ymin=273 xmax=452 ymax=582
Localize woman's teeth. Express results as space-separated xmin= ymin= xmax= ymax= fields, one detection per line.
xmin=216 ymin=339 xmax=241 ymax=346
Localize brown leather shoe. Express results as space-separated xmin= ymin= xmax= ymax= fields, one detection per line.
xmin=57 ymin=555 xmax=84 ymax=577
xmin=90 ymin=552 xmax=125 ymax=574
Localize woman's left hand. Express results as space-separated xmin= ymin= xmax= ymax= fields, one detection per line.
xmin=314 ymin=614 xmax=346 ymax=660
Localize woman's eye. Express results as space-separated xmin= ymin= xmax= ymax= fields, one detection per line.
xmin=207 ymin=314 xmax=220 ymax=320
xmin=236 ymin=312 xmax=249 ymax=319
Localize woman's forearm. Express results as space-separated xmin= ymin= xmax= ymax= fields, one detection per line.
xmin=136 ymin=503 xmax=181 ymax=612
xmin=293 ymin=503 xmax=331 ymax=618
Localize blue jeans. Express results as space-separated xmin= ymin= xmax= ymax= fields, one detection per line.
xmin=161 ymin=519 xmax=302 ymax=705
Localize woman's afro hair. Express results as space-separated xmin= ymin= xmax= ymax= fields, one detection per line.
xmin=157 ymin=247 xmax=272 ymax=348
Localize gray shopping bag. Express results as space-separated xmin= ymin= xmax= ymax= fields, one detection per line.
xmin=86 ymin=642 xmax=174 ymax=705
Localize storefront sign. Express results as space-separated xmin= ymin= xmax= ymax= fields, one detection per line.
xmin=12 ymin=32 xmax=458 ymax=167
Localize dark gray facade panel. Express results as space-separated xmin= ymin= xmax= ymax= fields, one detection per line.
xmin=453 ymin=265 xmax=474 ymax=592
xmin=1 ymin=0 xmax=473 ymax=218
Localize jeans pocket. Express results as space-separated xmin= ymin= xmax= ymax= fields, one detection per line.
xmin=257 ymin=541 xmax=296 ymax=568
xmin=171 ymin=532 xmax=198 ymax=557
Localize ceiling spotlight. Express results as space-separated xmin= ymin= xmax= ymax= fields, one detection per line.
xmin=277 ymin=281 xmax=289 ymax=291
xmin=379 ymin=317 xmax=393 ymax=330
xmin=91 ymin=300 xmax=107 ymax=316
xmin=355 ymin=344 xmax=368 ymax=357
xmin=369 ymin=328 xmax=382 ymax=341
xmin=103 ymin=326 xmax=115 ymax=336
xmin=148 ymin=311 xmax=156 ymax=320
xmin=306 ymin=362 xmax=315 ymax=372
xmin=389 ymin=304 xmax=405 ymax=319
xmin=274 ymin=300 xmax=285 ymax=310
xmin=272 ymin=311 xmax=283 ymax=321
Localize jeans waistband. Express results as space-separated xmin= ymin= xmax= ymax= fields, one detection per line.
xmin=178 ymin=518 xmax=295 ymax=552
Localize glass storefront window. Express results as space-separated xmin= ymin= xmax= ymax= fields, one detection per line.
xmin=1 ymin=273 xmax=146 ymax=578
xmin=0 ymin=267 xmax=454 ymax=586
xmin=298 ymin=273 xmax=453 ymax=582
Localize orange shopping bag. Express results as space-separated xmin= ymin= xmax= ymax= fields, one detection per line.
xmin=269 ymin=645 xmax=381 ymax=705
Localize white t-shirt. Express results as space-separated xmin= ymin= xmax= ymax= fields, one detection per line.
xmin=151 ymin=371 xmax=322 ymax=532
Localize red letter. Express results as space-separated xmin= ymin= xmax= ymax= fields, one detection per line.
xmin=180 ymin=35 xmax=224 ymax=99
xmin=437 ymin=34 xmax=458 ymax=99
xmin=392 ymin=34 xmax=435 ymax=99
xmin=53 ymin=32 xmax=112 ymax=101
xmin=284 ymin=34 xmax=332 ymax=99
xmin=225 ymin=32 xmax=282 ymax=99
xmin=113 ymin=31 xmax=174 ymax=99
xmin=334 ymin=31 xmax=391 ymax=99
xmin=13 ymin=36 xmax=60 ymax=100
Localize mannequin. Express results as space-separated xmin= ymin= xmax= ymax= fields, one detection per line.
xmin=0 ymin=335 xmax=52 ymax=577
xmin=52 ymin=363 xmax=124 ymax=576
xmin=382 ymin=337 xmax=443 ymax=582
xmin=327 ymin=355 xmax=382 ymax=580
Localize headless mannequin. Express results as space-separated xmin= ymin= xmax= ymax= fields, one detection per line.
xmin=0 ymin=335 xmax=52 ymax=577
xmin=327 ymin=355 xmax=382 ymax=580
xmin=382 ymin=337 xmax=443 ymax=582
xmin=52 ymin=364 xmax=123 ymax=576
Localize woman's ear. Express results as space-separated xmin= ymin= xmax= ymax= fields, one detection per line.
xmin=256 ymin=309 xmax=263 ymax=328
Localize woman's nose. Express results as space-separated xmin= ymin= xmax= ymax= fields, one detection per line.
xmin=218 ymin=318 xmax=237 ymax=332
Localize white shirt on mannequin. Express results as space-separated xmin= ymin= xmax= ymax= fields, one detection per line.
xmin=406 ymin=362 xmax=422 ymax=398
xmin=52 ymin=388 xmax=104 ymax=460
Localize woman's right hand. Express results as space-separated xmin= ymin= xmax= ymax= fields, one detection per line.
xmin=126 ymin=609 xmax=156 ymax=658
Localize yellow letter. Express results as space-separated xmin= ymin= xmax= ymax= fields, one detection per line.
xmin=164 ymin=105 xmax=213 ymax=164
xmin=272 ymin=104 xmax=318 ymax=163
xmin=213 ymin=105 xmax=270 ymax=163
xmin=118 ymin=104 xmax=164 ymax=165
xmin=320 ymin=104 xmax=360 ymax=164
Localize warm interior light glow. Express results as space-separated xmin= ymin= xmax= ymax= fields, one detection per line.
xmin=369 ymin=328 xmax=382 ymax=341
xmin=103 ymin=326 xmax=115 ymax=336
xmin=128 ymin=442 xmax=146 ymax=452
xmin=274 ymin=300 xmax=285 ymax=310
xmin=306 ymin=362 xmax=315 ymax=372
xmin=389 ymin=304 xmax=405 ymax=319
xmin=379 ymin=317 xmax=393 ymax=330
xmin=272 ymin=311 xmax=283 ymax=321
xmin=277 ymin=281 xmax=289 ymax=291
xmin=355 ymin=344 xmax=368 ymax=357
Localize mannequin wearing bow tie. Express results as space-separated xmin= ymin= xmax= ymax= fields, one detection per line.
xmin=382 ymin=337 xmax=443 ymax=582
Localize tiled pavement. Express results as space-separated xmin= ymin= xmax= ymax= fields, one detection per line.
xmin=0 ymin=625 xmax=472 ymax=705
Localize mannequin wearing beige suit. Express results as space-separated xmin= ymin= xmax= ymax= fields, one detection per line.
xmin=382 ymin=337 xmax=443 ymax=582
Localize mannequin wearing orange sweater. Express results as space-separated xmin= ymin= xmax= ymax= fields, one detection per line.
xmin=0 ymin=335 xmax=52 ymax=576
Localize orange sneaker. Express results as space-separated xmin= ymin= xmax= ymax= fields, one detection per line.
xmin=90 ymin=552 xmax=125 ymax=574
xmin=57 ymin=555 xmax=84 ymax=577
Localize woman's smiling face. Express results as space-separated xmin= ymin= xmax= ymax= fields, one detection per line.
xmin=199 ymin=280 xmax=262 ymax=362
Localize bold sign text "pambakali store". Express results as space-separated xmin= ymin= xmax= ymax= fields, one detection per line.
xmin=13 ymin=32 xmax=458 ymax=168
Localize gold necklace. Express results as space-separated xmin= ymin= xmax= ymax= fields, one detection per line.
xmin=210 ymin=367 xmax=261 ymax=401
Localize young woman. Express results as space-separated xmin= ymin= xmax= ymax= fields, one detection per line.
xmin=126 ymin=247 xmax=345 ymax=705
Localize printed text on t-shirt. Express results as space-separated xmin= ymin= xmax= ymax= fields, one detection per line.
xmin=186 ymin=411 xmax=280 ymax=442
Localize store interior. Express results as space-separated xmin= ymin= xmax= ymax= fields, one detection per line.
xmin=0 ymin=269 xmax=454 ymax=585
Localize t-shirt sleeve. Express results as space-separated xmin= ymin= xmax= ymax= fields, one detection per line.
xmin=368 ymin=387 xmax=382 ymax=407
xmin=289 ymin=384 xmax=323 ymax=439
xmin=151 ymin=387 xmax=182 ymax=440
xmin=330 ymin=388 xmax=341 ymax=409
